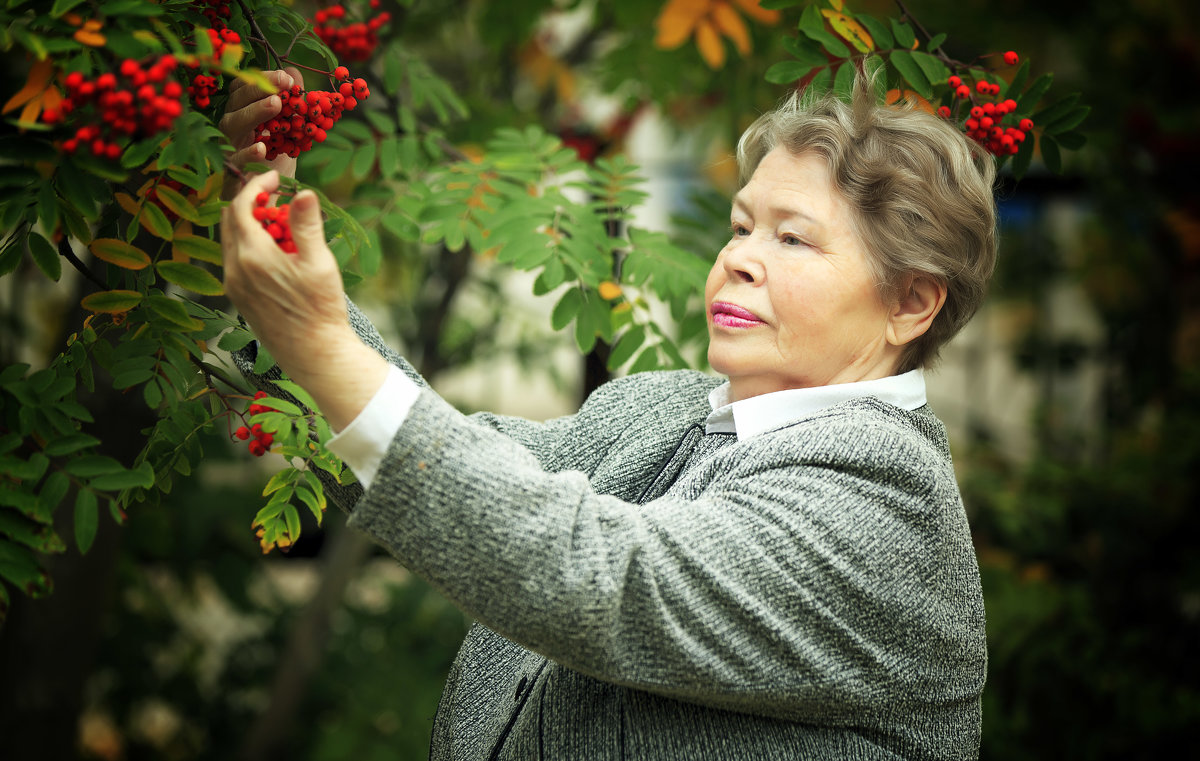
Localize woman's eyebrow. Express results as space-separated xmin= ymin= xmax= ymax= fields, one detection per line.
xmin=731 ymin=194 xmax=823 ymax=230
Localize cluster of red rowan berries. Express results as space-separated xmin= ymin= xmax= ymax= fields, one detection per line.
xmin=43 ymin=57 xmax=184 ymax=158
xmin=253 ymin=191 xmax=297 ymax=252
xmin=312 ymin=1 xmax=391 ymax=62
xmin=253 ymin=67 xmax=370 ymax=159
xmin=192 ymin=0 xmax=233 ymax=30
xmin=187 ymin=27 xmax=242 ymax=108
xmin=235 ymin=391 xmax=276 ymax=456
xmin=936 ymin=52 xmax=1035 ymax=157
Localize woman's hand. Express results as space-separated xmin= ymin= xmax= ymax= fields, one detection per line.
xmin=222 ymin=171 xmax=389 ymax=430
xmin=219 ymin=67 xmax=302 ymax=200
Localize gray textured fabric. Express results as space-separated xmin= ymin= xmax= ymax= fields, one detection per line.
xmin=241 ymin=300 xmax=986 ymax=760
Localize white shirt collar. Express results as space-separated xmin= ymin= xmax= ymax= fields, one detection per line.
xmin=704 ymin=370 xmax=927 ymax=440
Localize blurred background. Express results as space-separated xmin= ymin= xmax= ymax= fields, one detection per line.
xmin=1 ymin=0 xmax=1198 ymax=758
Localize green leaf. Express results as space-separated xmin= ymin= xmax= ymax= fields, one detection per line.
xmin=351 ymin=140 xmax=377 ymax=180
xmin=44 ymin=433 xmax=102 ymax=456
xmin=152 ymin=184 xmax=200 ymax=223
xmin=1054 ymin=131 xmax=1087 ymax=150
xmin=65 ymin=455 xmax=125 ymax=478
xmin=765 ymin=60 xmax=821 ymax=85
xmin=890 ymin=19 xmax=915 ymax=50
xmin=0 ymin=540 xmax=52 ymax=598
xmin=88 ymin=462 xmax=154 ymax=491
xmin=1043 ymin=105 xmax=1090 ymax=135
xmin=1017 ymin=72 xmax=1054 ymax=112
xmin=139 ymin=201 xmax=174 ymax=241
xmin=910 ymin=50 xmax=948 ymax=86
xmin=28 ymin=233 xmax=61 ymax=281
xmin=262 ymin=468 xmax=296 ymax=497
xmin=926 ymin=32 xmax=947 ymax=52
xmin=217 ymin=328 xmax=255 ymax=352
xmin=146 ymin=294 xmax=204 ymax=331
xmin=606 ymin=325 xmax=645 ymax=370
xmin=551 ymin=288 xmax=582 ymax=331
xmin=156 ymin=261 xmax=224 ymax=296
xmin=1007 ymin=60 xmax=1031 ymax=100
xmin=50 ymin=0 xmax=88 ymax=17
xmin=889 ymin=49 xmax=932 ymax=98
xmin=1040 ymin=134 xmax=1062 ymax=174
xmin=74 ymin=489 xmax=98 ymax=554
xmin=832 ymin=61 xmax=855 ymax=101
xmin=1012 ymin=130 xmax=1035 ymax=180
xmin=254 ymin=396 xmax=303 ymax=417
xmin=799 ymin=6 xmax=850 ymax=57
xmin=855 ymin=15 xmax=893 ymax=50
xmin=169 ymin=231 xmax=223 ymax=264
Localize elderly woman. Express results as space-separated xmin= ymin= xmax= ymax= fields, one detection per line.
xmin=220 ymin=67 xmax=994 ymax=759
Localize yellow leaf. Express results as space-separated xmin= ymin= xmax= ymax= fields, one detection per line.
xmin=729 ymin=0 xmax=780 ymax=25
xmin=81 ymin=289 xmax=143 ymax=314
xmin=115 ymin=192 xmax=141 ymax=217
xmin=3 ymin=59 xmax=54 ymax=114
xmin=828 ymin=0 xmax=843 ymax=9
xmin=654 ymin=0 xmax=709 ymax=50
xmin=598 ymin=281 xmax=623 ymax=300
xmin=694 ymin=17 xmax=725 ymax=69
xmin=711 ymin=2 xmax=751 ymax=55
xmin=74 ymin=28 xmax=107 ymax=47
xmin=90 ymin=238 xmax=151 ymax=271
xmin=822 ymin=9 xmax=873 ymax=53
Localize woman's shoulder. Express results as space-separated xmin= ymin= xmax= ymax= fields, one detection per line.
xmin=741 ymin=397 xmax=957 ymax=491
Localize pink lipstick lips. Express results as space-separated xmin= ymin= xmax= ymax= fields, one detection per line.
xmin=710 ymin=301 xmax=764 ymax=329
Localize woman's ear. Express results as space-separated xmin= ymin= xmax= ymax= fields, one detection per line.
xmin=885 ymin=274 xmax=947 ymax=348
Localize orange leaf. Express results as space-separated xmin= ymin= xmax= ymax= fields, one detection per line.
xmin=694 ymin=17 xmax=725 ymax=69
xmin=598 ymin=281 xmax=623 ymax=300
xmin=74 ymin=28 xmax=107 ymax=47
xmin=729 ymin=0 xmax=780 ymax=25
xmin=115 ymin=192 xmax=141 ymax=217
xmin=19 ymin=92 xmax=44 ymax=125
xmin=654 ymin=0 xmax=709 ymax=50
xmin=711 ymin=2 xmax=751 ymax=55
xmin=886 ymin=89 xmax=935 ymax=114
xmin=3 ymin=59 xmax=54 ymax=114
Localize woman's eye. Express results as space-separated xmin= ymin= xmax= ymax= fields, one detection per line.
xmin=731 ymin=224 xmax=750 ymax=237
xmin=782 ymin=234 xmax=804 ymax=246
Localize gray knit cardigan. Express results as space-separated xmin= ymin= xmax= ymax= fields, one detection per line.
xmin=239 ymin=301 xmax=987 ymax=760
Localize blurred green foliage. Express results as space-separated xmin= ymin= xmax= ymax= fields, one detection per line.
xmin=1 ymin=0 xmax=1197 ymax=759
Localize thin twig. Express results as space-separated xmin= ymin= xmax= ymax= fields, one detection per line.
xmin=58 ymin=236 xmax=107 ymax=290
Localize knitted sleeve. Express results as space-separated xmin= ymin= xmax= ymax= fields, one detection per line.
xmin=347 ymin=385 xmax=986 ymax=726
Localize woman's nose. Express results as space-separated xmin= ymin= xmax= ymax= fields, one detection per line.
xmin=721 ymin=239 xmax=766 ymax=284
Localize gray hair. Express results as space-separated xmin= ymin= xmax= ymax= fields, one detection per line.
xmin=735 ymin=63 xmax=998 ymax=372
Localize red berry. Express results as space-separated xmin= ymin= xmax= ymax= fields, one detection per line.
xmin=248 ymin=440 xmax=266 ymax=457
xmin=255 ymin=192 xmax=270 ymax=207
xmin=235 ymin=426 xmax=251 ymax=440
xmin=1018 ymin=118 xmax=1034 ymax=132
xmin=948 ymin=75 xmax=961 ymax=88
xmin=1004 ymin=51 xmax=1019 ymax=66
xmin=955 ymin=85 xmax=970 ymax=99
xmin=936 ymin=105 xmax=951 ymax=118
xmin=334 ymin=65 xmax=349 ymax=80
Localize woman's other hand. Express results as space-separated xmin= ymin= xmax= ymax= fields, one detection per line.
xmin=222 ymin=171 xmax=388 ymax=430
xmin=220 ymin=68 xmax=302 ymax=200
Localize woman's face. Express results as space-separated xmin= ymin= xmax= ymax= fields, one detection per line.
xmin=705 ymin=147 xmax=900 ymax=402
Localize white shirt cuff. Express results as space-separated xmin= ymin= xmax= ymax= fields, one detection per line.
xmin=325 ymin=363 xmax=421 ymax=490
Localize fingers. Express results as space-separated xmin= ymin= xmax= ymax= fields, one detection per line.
xmin=226 ymin=69 xmax=295 ymax=112
xmin=218 ymin=93 xmax=282 ymax=147
xmin=287 ymin=190 xmax=327 ymax=261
